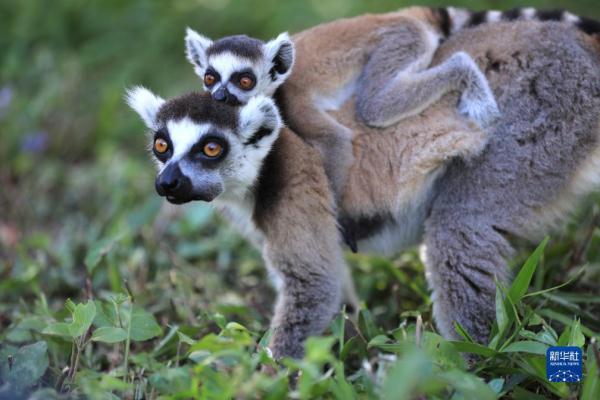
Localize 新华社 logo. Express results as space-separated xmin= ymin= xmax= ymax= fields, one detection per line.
xmin=546 ymin=346 xmax=583 ymax=382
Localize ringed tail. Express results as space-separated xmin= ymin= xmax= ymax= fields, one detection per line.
xmin=433 ymin=7 xmax=600 ymax=39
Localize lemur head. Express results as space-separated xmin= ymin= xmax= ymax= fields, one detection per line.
xmin=185 ymin=28 xmax=295 ymax=106
xmin=126 ymin=87 xmax=282 ymax=204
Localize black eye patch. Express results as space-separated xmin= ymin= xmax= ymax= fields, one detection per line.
xmin=231 ymin=69 xmax=257 ymax=90
xmin=204 ymin=67 xmax=221 ymax=87
xmin=152 ymin=129 xmax=173 ymax=162
xmin=188 ymin=132 xmax=229 ymax=168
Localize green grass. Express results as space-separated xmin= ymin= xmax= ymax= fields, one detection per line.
xmin=1 ymin=202 xmax=600 ymax=399
xmin=2 ymin=0 xmax=600 ymax=399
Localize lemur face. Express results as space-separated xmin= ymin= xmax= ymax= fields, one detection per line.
xmin=185 ymin=29 xmax=294 ymax=106
xmin=126 ymin=87 xmax=282 ymax=204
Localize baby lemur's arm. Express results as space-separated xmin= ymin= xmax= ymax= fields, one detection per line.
xmin=356 ymin=22 xmax=499 ymax=129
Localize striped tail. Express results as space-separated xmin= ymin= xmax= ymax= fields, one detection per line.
xmin=435 ymin=7 xmax=600 ymax=38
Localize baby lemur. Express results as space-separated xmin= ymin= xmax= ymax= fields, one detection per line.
xmin=185 ymin=7 xmax=599 ymax=197
xmin=129 ymin=19 xmax=600 ymax=360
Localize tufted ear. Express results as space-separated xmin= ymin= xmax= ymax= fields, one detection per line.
xmin=185 ymin=28 xmax=213 ymax=77
xmin=264 ymin=32 xmax=295 ymax=85
xmin=239 ymin=96 xmax=282 ymax=148
xmin=125 ymin=86 xmax=165 ymax=131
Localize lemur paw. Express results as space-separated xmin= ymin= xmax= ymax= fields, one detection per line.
xmin=453 ymin=52 xmax=501 ymax=128
xmin=458 ymin=91 xmax=500 ymax=129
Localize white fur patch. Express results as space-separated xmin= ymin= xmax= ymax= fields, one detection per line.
xmin=563 ymin=12 xmax=580 ymax=24
xmin=522 ymin=8 xmax=536 ymax=20
xmin=167 ymin=119 xmax=211 ymax=161
xmin=447 ymin=7 xmax=471 ymax=33
xmin=210 ymin=53 xmax=255 ymax=85
xmin=185 ymin=28 xmax=213 ymax=75
xmin=126 ymin=86 xmax=165 ymax=130
xmin=486 ymin=10 xmax=502 ymax=23
xmin=314 ymin=77 xmax=357 ymax=111
xmin=264 ymin=32 xmax=295 ymax=83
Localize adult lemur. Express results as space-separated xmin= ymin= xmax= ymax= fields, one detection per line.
xmin=185 ymin=6 xmax=599 ymax=197
xmin=129 ymin=18 xmax=600 ymax=360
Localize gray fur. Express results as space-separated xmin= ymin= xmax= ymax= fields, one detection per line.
xmin=265 ymin=244 xmax=344 ymax=359
xmin=356 ymin=23 xmax=499 ymax=129
xmin=422 ymin=22 xmax=600 ymax=342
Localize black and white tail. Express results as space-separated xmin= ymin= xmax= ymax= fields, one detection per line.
xmin=435 ymin=7 xmax=600 ymax=38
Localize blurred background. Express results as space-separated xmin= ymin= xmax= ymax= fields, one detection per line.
xmin=2 ymin=0 xmax=600 ymax=349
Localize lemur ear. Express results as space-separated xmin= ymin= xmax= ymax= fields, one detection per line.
xmin=185 ymin=28 xmax=213 ymax=76
xmin=264 ymin=32 xmax=295 ymax=83
xmin=239 ymin=96 xmax=282 ymax=147
xmin=125 ymin=86 xmax=165 ymax=131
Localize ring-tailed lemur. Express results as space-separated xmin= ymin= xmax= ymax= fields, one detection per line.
xmin=185 ymin=7 xmax=600 ymax=198
xmin=128 ymin=19 xmax=600 ymax=360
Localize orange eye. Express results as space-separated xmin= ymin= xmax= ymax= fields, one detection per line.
xmin=154 ymin=138 xmax=169 ymax=154
xmin=203 ymin=141 xmax=223 ymax=158
xmin=204 ymin=73 xmax=216 ymax=86
xmin=239 ymin=76 xmax=254 ymax=90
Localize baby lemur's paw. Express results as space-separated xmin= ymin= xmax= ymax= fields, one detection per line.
xmin=459 ymin=89 xmax=500 ymax=129
xmin=453 ymin=52 xmax=501 ymax=129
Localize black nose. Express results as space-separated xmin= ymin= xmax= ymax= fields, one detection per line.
xmin=213 ymin=87 xmax=228 ymax=102
xmin=160 ymin=176 xmax=180 ymax=191
xmin=155 ymin=163 xmax=192 ymax=203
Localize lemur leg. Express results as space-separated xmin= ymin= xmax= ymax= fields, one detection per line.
xmin=421 ymin=208 xmax=514 ymax=343
xmin=284 ymin=96 xmax=355 ymax=199
xmin=264 ymin=243 xmax=345 ymax=359
xmin=356 ymin=24 xmax=499 ymax=129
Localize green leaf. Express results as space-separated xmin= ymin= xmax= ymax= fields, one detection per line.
xmin=0 ymin=341 xmax=49 ymax=393
xmin=5 ymin=317 xmax=48 ymax=343
xmin=582 ymin=344 xmax=600 ymax=400
xmin=569 ymin=318 xmax=585 ymax=348
xmin=501 ymin=341 xmax=548 ymax=355
xmin=438 ymin=370 xmax=497 ymax=400
xmin=84 ymin=236 xmax=121 ymax=272
xmin=454 ymin=321 xmax=475 ymax=343
xmin=304 ymin=336 xmax=335 ymax=364
xmin=508 ymin=237 xmax=548 ymax=304
xmin=42 ymin=322 xmax=73 ymax=338
xmin=382 ymin=349 xmax=432 ymax=400
xmin=557 ymin=326 xmax=571 ymax=346
xmin=177 ymin=331 xmax=196 ymax=346
xmin=128 ymin=306 xmax=162 ymax=341
xmin=225 ymin=322 xmax=248 ymax=332
xmin=149 ymin=367 xmax=192 ymax=395
xmin=358 ymin=308 xmax=380 ymax=341
xmin=68 ymin=301 xmax=97 ymax=337
xmin=420 ymin=332 xmax=466 ymax=370
xmin=495 ymin=284 xmax=509 ymax=334
xmin=367 ymin=335 xmax=411 ymax=353
xmin=91 ymin=327 xmax=128 ymax=343
xmin=93 ymin=300 xmax=119 ymax=328
xmin=449 ymin=341 xmax=498 ymax=358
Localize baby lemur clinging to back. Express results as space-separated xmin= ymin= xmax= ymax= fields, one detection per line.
xmin=184 ymin=6 xmax=501 ymax=196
